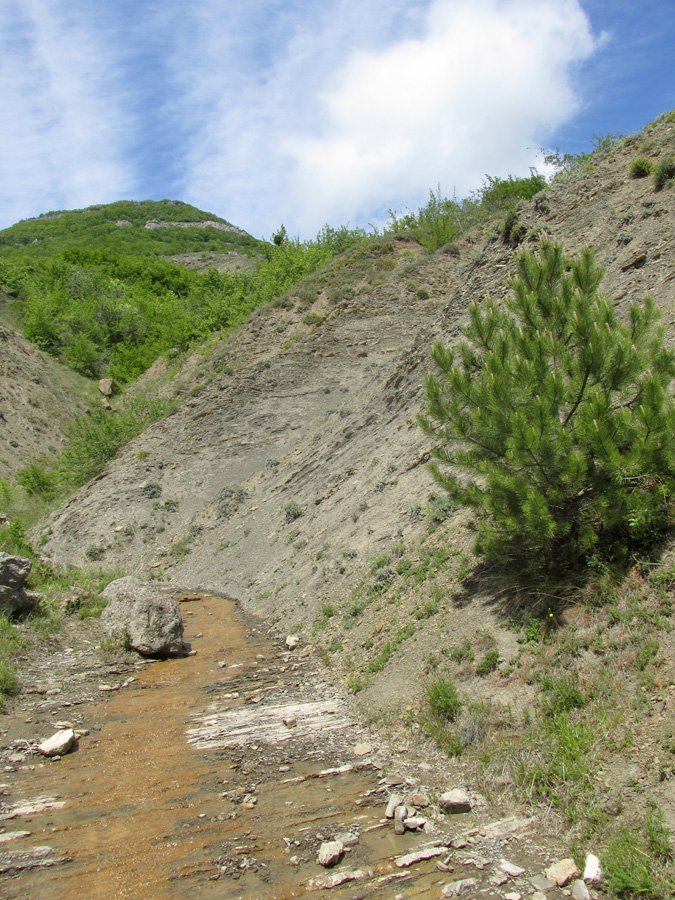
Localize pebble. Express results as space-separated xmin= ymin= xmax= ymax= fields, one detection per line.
xmin=353 ymin=743 xmax=372 ymax=756
xmin=285 ymin=635 xmax=299 ymax=650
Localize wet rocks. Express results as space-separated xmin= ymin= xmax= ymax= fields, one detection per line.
xmin=100 ymin=577 xmax=183 ymax=656
xmin=0 ymin=552 xmax=36 ymax=616
xmin=38 ymin=728 xmax=74 ymax=757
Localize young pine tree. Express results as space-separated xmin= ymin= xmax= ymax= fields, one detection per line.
xmin=419 ymin=240 xmax=675 ymax=579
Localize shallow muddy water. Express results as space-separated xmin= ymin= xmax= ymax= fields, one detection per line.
xmin=1 ymin=596 xmax=455 ymax=900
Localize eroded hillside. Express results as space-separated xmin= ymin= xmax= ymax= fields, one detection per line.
xmin=35 ymin=115 xmax=675 ymax=718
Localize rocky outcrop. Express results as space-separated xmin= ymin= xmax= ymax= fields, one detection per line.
xmin=100 ymin=576 xmax=183 ymax=656
xmin=0 ymin=553 xmax=36 ymax=616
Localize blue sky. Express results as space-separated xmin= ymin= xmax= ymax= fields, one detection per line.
xmin=0 ymin=0 xmax=673 ymax=239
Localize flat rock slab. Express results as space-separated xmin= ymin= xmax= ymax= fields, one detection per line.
xmin=395 ymin=846 xmax=448 ymax=868
xmin=0 ymin=845 xmax=69 ymax=874
xmin=307 ymin=868 xmax=370 ymax=890
xmin=0 ymin=797 xmax=65 ymax=821
xmin=187 ymin=698 xmax=356 ymax=749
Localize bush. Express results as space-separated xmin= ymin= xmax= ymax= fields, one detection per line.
xmin=629 ymin=157 xmax=654 ymax=178
xmin=654 ymin=157 xmax=675 ymax=191
xmin=426 ymin=676 xmax=463 ymax=723
xmin=283 ymin=501 xmax=303 ymax=523
xmin=476 ymin=648 xmax=500 ymax=675
xmin=419 ymin=241 xmax=675 ymax=580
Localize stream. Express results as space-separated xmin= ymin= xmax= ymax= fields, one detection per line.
xmin=1 ymin=595 xmax=453 ymax=899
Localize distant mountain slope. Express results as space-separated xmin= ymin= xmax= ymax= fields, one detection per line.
xmin=0 ymin=199 xmax=262 ymax=258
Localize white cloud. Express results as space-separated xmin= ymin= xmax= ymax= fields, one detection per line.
xmin=0 ymin=1 xmax=597 ymax=238
xmin=180 ymin=0 xmax=596 ymax=237
xmin=0 ymin=0 xmax=134 ymax=225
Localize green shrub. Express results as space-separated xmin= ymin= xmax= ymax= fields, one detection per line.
xmin=629 ymin=157 xmax=654 ymax=178
xmin=15 ymin=462 xmax=59 ymax=500
xmin=654 ymin=157 xmax=675 ymax=191
xmin=302 ymin=312 xmax=322 ymax=326
xmin=426 ymin=676 xmax=463 ymax=723
xmin=283 ymin=501 xmax=303 ymax=523
xmin=140 ymin=481 xmax=161 ymax=499
xmin=419 ymin=240 xmax=675 ymax=581
xmin=476 ymin=648 xmax=500 ymax=675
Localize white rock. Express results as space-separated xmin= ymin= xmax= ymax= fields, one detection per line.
xmin=504 ymin=893 xmax=521 ymax=900
xmin=583 ymin=853 xmax=602 ymax=883
xmin=546 ymin=859 xmax=581 ymax=887
xmin=572 ymin=878 xmax=591 ymax=900
xmin=38 ymin=729 xmax=74 ymax=757
xmin=403 ymin=816 xmax=427 ymax=831
xmin=439 ymin=789 xmax=472 ymax=814
xmin=285 ymin=635 xmax=300 ymax=650
xmin=317 ymin=840 xmax=344 ymax=868
xmin=394 ymin=805 xmax=407 ymax=835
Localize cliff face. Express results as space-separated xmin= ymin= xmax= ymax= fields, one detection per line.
xmin=33 ymin=115 xmax=675 ymax=710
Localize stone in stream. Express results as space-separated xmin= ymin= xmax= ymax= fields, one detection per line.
xmin=394 ymin=805 xmax=407 ymax=834
xmin=439 ymin=789 xmax=472 ymax=814
xmin=317 ymin=840 xmax=344 ymax=868
xmin=100 ymin=577 xmax=183 ymax=656
xmin=285 ymin=635 xmax=300 ymax=650
xmin=38 ymin=729 xmax=74 ymax=757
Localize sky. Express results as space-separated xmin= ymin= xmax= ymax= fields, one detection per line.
xmin=0 ymin=0 xmax=673 ymax=240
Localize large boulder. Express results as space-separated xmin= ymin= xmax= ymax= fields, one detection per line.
xmin=100 ymin=577 xmax=183 ymax=656
xmin=0 ymin=552 xmax=36 ymax=616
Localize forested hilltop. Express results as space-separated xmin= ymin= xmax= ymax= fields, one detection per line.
xmin=0 ymin=199 xmax=366 ymax=384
